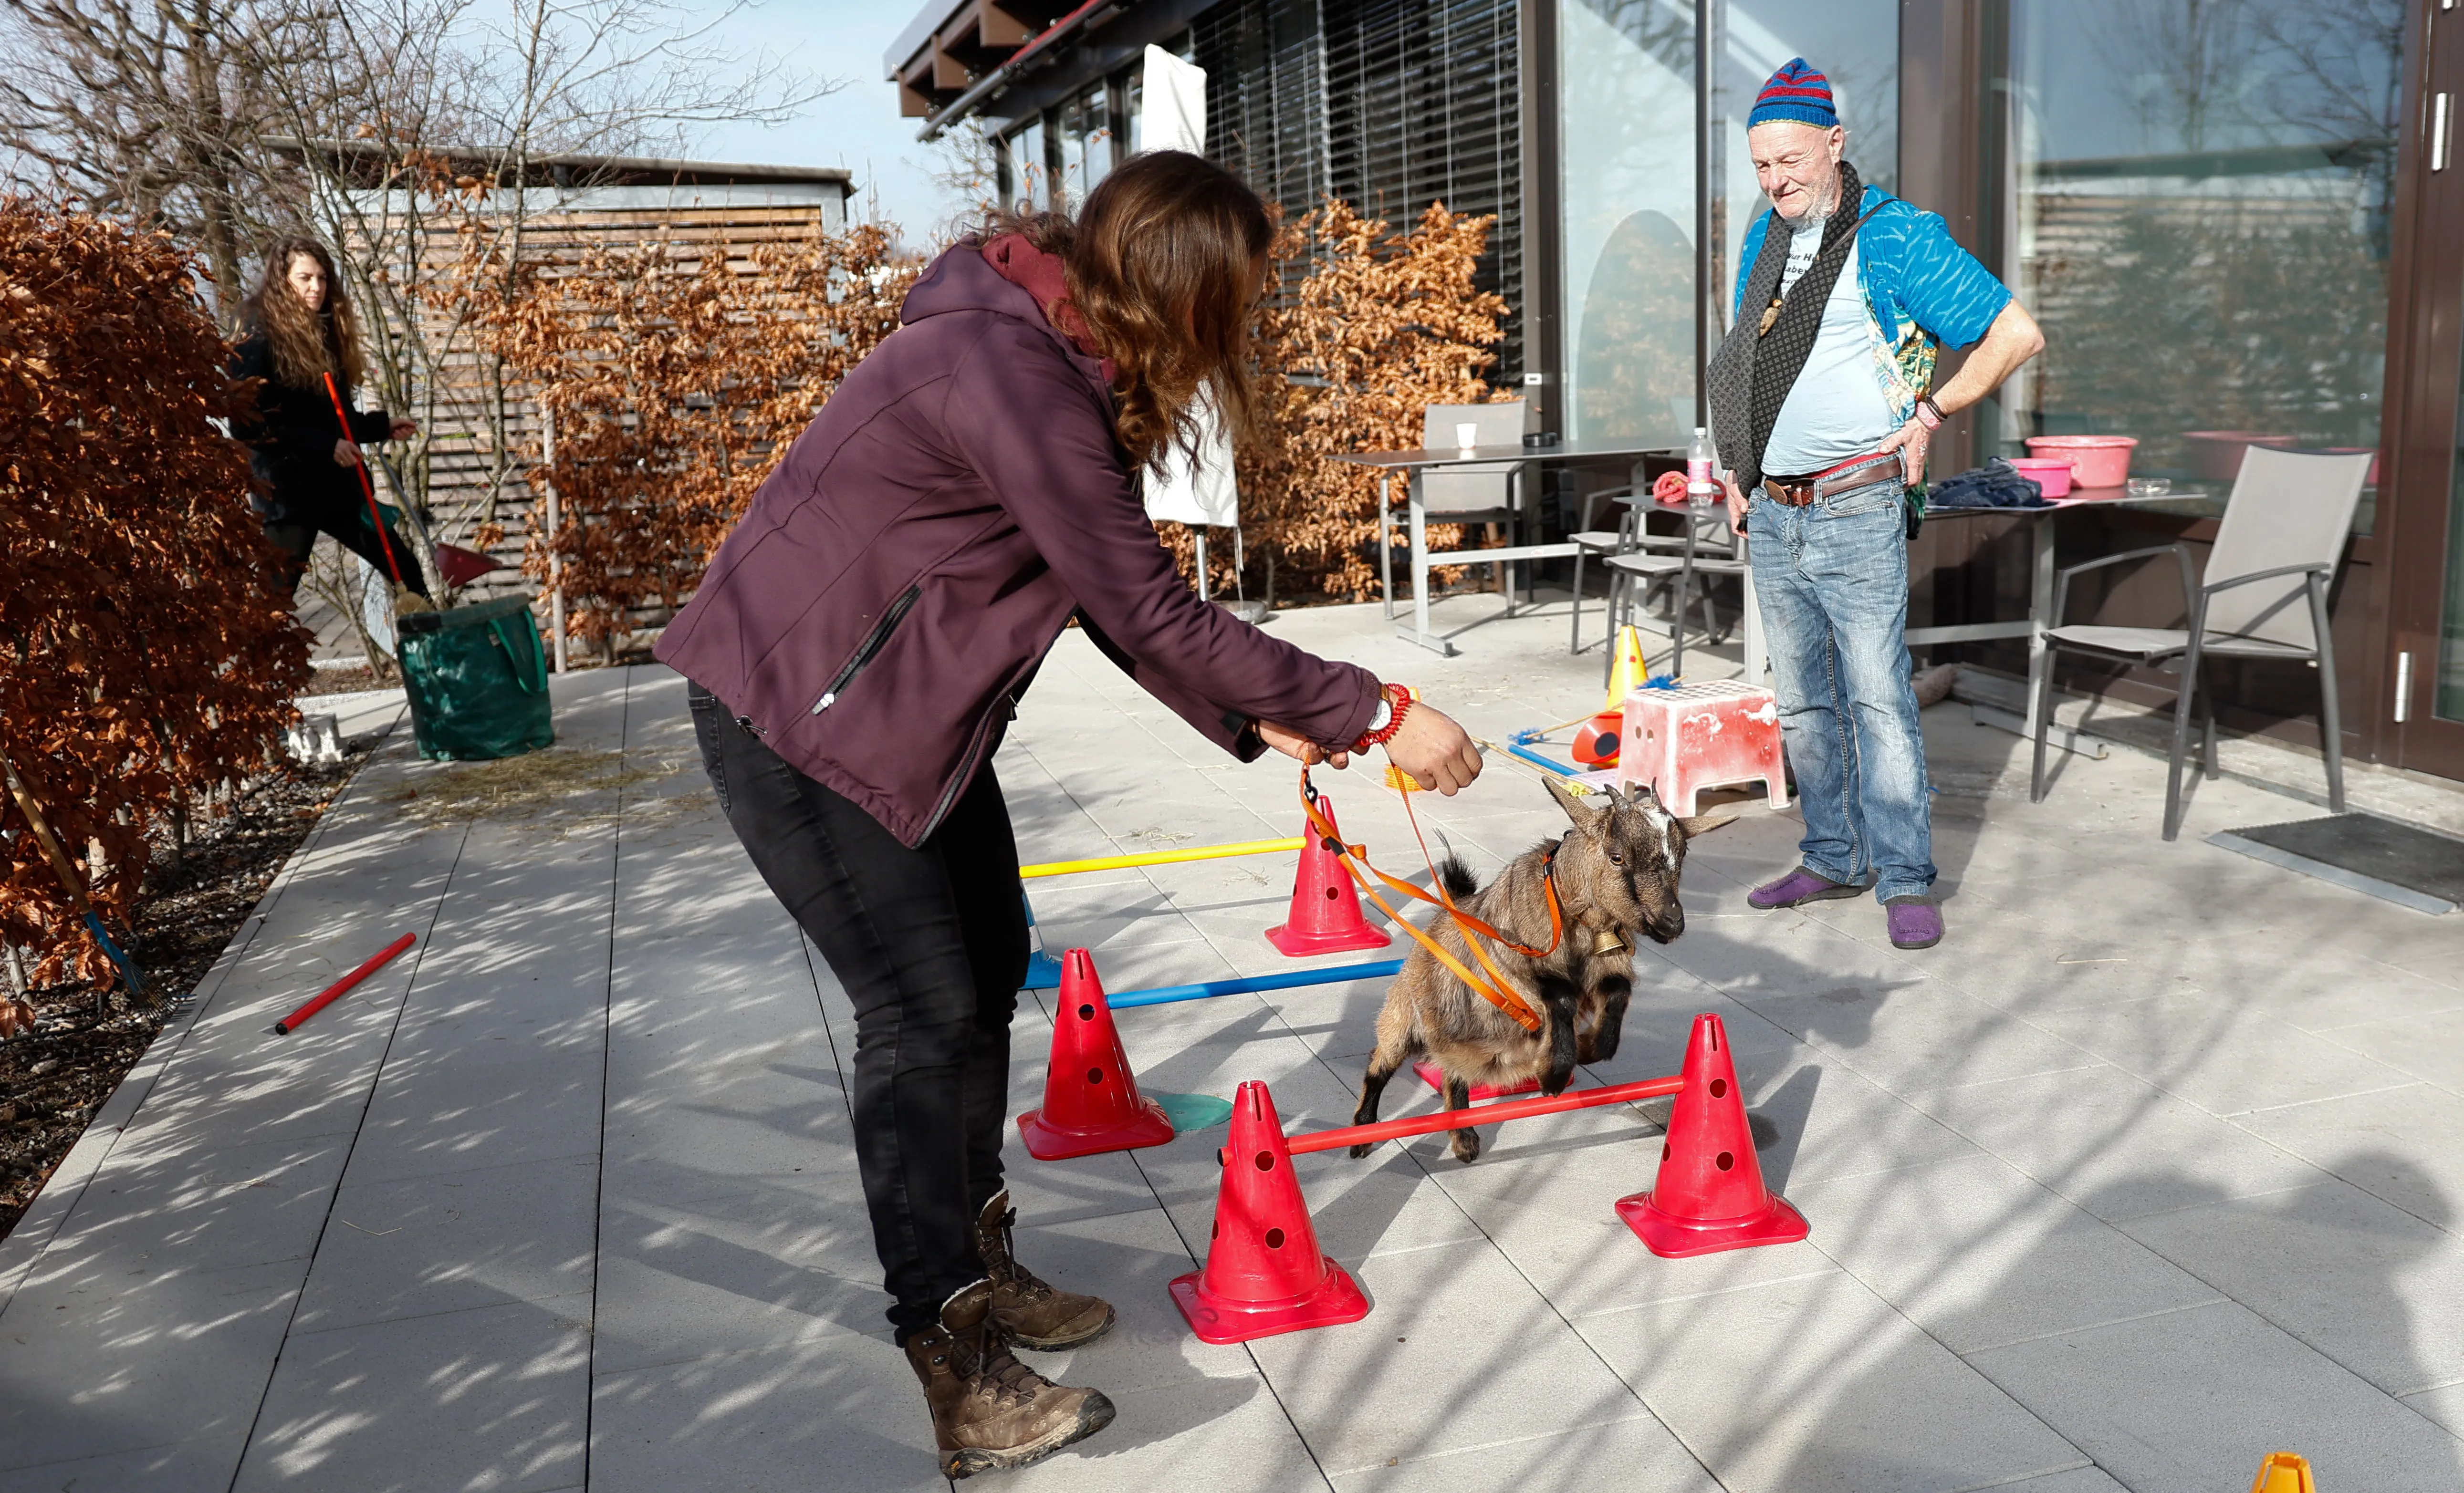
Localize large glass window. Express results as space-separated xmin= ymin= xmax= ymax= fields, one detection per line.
xmin=1005 ymin=118 xmax=1049 ymax=211
xmin=1059 ymin=84 xmax=1115 ymax=205
xmin=1558 ymin=1 xmax=1899 ymax=444
xmin=1990 ymin=0 xmax=2399 ymax=518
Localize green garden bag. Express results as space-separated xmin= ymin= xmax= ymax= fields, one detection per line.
xmin=396 ymin=594 xmax=556 ymax=761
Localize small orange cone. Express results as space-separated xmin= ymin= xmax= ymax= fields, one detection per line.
xmin=1617 ymin=1012 xmax=1808 ymax=1257
xmin=1015 ymin=949 xmax=1175 ymax=1161
xmin=2250 ymin=1453 xmax=2315 ymax=1493
xmin=1265 ymin=795 xmax=1391 ymax=957
xmin=1169 ymin=1080 xmax=1371 ymax=1343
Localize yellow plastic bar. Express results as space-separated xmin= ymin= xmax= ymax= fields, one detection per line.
xmin=1019 ymin=837 xmax=1305 ymax=879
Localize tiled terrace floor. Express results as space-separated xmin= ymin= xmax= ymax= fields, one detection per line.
xmin=2 ymin=595 xmax=2459 ymax=1492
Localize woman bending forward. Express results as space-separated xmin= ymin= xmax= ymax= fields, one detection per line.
xmin=657 ymin=151 xmax=1482 ymax=1480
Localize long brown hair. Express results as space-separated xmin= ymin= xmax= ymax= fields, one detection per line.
xmin=992 ymin=152 xmax=1273 ymax=474
xmin=240 ymin=236 xmax=367 ymax=391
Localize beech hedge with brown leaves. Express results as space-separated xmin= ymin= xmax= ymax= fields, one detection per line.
xmin=459 ymin=225 xmax=916 ymax=649
xmin=0 ymin=199 xmax=308 ymax=989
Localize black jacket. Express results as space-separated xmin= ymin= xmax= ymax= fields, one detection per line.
xmin=230 ymin=332 xmax=394 ymax=522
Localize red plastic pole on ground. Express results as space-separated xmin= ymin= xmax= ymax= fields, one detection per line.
xmin=275 ymin=933 xmax=416 ymax=1035
xmin=1283 ymin=1073 xmax=1684 ymax=1156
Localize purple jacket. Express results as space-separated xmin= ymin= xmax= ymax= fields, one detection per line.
xmin=656 ymin=241 xmax=1383 ymax=847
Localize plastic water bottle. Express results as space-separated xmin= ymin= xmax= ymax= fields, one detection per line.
xmin=1686 ymin=426 xmax=1716 ymax=504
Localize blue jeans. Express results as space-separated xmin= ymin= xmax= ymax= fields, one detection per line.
xmin=1748 ymin=481 xmax=1936 ymax=902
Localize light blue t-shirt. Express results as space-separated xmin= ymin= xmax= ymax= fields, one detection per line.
xmin=1759 ymin=221 xmax=1898 ymax=478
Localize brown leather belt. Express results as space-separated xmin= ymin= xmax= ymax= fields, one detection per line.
xmin=1763 ymin=451 xmax=1903 ymax=507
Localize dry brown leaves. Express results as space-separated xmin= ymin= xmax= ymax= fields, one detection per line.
xmin=449 ymin=224 xmax=918 ymax=648
xmin=1223 ymin=198 xmax=1509 ymax=602
xmin=0 ymin=198 xmax=310 ymax=988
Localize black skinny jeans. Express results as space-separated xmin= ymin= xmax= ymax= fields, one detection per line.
xmin=265 ymin=509 xmax=434 ymax=600
xmin=688 ymin=684 xmax=1025 ymax=1340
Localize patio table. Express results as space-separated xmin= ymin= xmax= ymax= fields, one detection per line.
xmin=1332 ymin=439 xmax=1678 ymax=656
xmin=1737 ymin=487 xmax=2226 ymax=742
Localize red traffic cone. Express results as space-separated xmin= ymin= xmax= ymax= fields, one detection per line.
xmin=1169 ymin=1080 xmax=1371 ymax=1344
xmin=1413 ymin=1060 xmax=1539 ymax=1101
xmin=1616 ymin=1013 xmax=1808 ymax=1257
xmin=1266 ymin=795 xmax=1392 ymax=957
xmin=1015 ymin=949 xmax=1176 ymax=1161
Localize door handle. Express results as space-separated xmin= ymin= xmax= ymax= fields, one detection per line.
xmin=2437 ymin=93 xmax=2454 ymax=172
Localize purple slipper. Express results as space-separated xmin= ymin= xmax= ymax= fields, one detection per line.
xmin=1749 ymin=868 xmax=1861 ymax=910
xmin=1885 ymin=897 xmax=1943 ymax=950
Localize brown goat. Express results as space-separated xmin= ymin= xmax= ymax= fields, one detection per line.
xmin=1350 ymin=777 xmax=1729 ymax=1162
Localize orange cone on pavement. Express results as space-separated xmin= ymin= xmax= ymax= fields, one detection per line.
xmin=1170 ymin=1080 xmax=1371 ymax=1343
xmin=1015 ymin=949 xmax=1175 ymax=1161
xmin=2250 ymin=1454 xmax=2315 ymax=1493
xmin=1617 ymin=1012 xmax=1809 ymax=1256
xmin=1265 ymin=795 xmax=1390 ymax=957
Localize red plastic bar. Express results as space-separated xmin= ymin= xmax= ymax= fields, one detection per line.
xmin=1284 ymin=1073 xmax=1684 ymax=1155
xmin=275 ymin=932 xmax=417 ymax=1035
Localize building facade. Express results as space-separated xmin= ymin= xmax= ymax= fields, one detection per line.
xmin=890 ymin=0 xmax=2464 ymax=788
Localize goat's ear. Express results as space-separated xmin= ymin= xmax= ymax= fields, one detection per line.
xmin=1544 ymin=774 xmax=1605 ymax=828
xmin=1679 ymin=811 xmax=1737 ymax=838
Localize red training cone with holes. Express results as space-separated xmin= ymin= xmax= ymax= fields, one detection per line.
xmin=1170 ymin=1080 xmax=1370 ymax=1343
xmin=1616 ymin=1012 xmax=1808 ymax=1257
xmin=1015 ymin=949 xmax=1175 ymax=1161
xmin=1265 ymin=795 xmax=1391 ymax=956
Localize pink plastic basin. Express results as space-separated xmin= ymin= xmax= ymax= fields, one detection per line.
xmin=2025 ymin=435 xmax=2136 ymax=488
xmin=2005 ymin=457 xmax=2075 ymax=498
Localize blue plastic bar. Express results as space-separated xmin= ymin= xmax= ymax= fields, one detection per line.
xmin=1506 ymin=743 xmax=1577 ymax=777
xmin=1108 ymin=959 xmax=1406 ymax=1009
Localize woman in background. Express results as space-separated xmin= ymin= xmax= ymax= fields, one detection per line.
xmin=229 ymin=236 xmax=426 ymax=599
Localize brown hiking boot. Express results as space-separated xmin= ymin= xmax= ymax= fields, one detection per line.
xmin=974 ymin=1189 xmax=1116 ymax=1350
xmin=904 ymin=1279 xmax=1115 ymax=1479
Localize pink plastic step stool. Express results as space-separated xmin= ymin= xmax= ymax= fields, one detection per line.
xmin=1618 ymin=680 xmax=1788 ymax=816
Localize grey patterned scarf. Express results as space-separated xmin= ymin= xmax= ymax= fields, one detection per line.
xmin=1706 ymin=161 xmax=1869 ymax=492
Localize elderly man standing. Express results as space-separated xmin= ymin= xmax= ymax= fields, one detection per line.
xmin=1708 ymin=59 xmax=2043 ymax=951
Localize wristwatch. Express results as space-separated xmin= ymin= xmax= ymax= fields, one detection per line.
xmin=1913 ymin=396 xmax=1945 ymax=431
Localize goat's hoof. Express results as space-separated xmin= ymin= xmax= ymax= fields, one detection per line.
xmin=1449 ymin=1131 xmax=1481 ymax=1164
xmin=1347 ymin=1142 xmax=1375 ymax=1160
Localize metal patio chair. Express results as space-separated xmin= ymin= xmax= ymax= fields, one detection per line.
xmin=1567 ymin=467 xmax=1699 ymax=654
xmin=1379 ymin=401 xmax=1531 ymax=617
xmin=2031 ymin=446 xmax=2371 ymax=840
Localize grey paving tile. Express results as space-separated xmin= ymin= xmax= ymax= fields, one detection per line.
xmin=2403 ymin=1381 xmax=2464 ymax=1438
xmin=1733 ymin=982 xmax=2102 ymax=1095
xmin=2319 ymin=1007 xmax=2464 ymax=1093
xmin=1788 ymin=1151 xmax=2220 ymax=1355
xmin=1579 ymin=1272 xmax=2086 ymax=1493
xmin=2020 ymin=994 xmax=2415 ymax=1117
xmin=1429 ymin=1137 xmax=1829 ymax=1320
xmin=2233 ymin=1083 xmax=2464 ymax=1228
xmin=1902 ymin=1064 xmax=2324 ymax=1222
xmin=588 ymin=1337 xmax=950 ymax=1493
xmin=2116 ymin=1178 xmax=2464 ymax=1398
xmin=1247 ymin=1238 xmax=1649 ymax=1477
xmin=0 ymin=1255 xmax=303 ymax=1468
xmin=340 ymin=1051 xmax=606 ymax=1185
xmin=0 ymin=1434 xmax=250 ymax=1493
xmin=232 ymin=1295 xmax=593 ymax=1493
xmin=1326 ymin=1413 xmax=1719 ymax=1493
xmin=1965 ymin=1300 xmax=2464 ymax=1492
xmin=290 ymin=1152 xmax=602 ymax=1334
xmin=1001 ymin=1371 xmax=1328 ymax=1492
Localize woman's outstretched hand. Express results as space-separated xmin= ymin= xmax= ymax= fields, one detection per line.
xmin=1259 ymin=720 xmax=1348 ymax=770
xmin=1387 ymin=703 xmax=1481 ymax=795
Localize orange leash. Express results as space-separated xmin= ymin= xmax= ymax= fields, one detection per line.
xmin=1297 ymin=765 xmax=1557 ymax=1033
xmin=323 ymin=372 xmax=408 ymax=591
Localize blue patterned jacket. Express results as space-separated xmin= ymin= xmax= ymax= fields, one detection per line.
xmin=1732 ymin=184 xmax=2013 ymax=427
